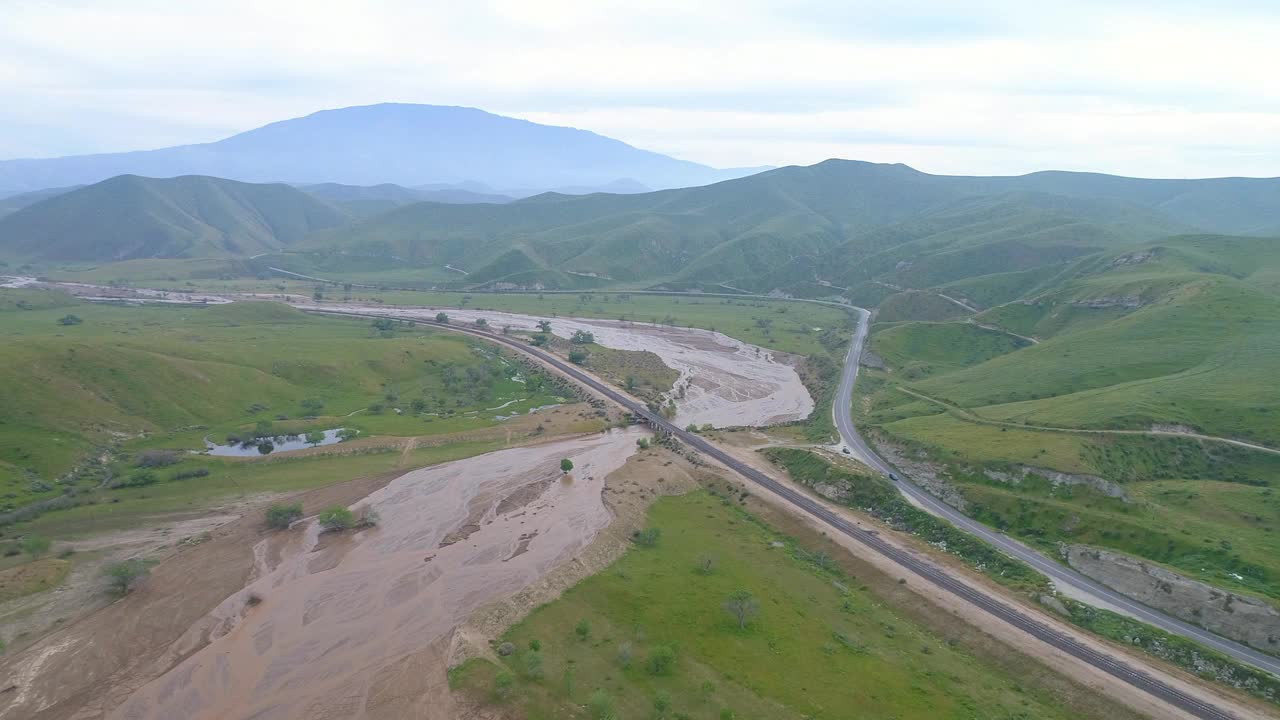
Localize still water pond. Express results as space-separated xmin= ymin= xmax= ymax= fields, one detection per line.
xmin=203 ymin=428 xmax=349 ymax=457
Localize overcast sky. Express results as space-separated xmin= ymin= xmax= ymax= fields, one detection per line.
xmin=3 ymin=0 xmax=1278 ymax=177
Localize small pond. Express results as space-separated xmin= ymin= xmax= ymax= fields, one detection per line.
xmin=202 ymin=428 xmax=350 ymax=457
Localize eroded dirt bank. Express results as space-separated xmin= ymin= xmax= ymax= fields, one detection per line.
xmin=106 ymin=428 xmax=643 ymax=720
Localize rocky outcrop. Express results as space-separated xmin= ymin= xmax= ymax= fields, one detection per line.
xmin=1064 ymin=545 xmax=1280 ymax=654
xmin=984 ymin=466 xmax=1129 ymax=502
xmin=870 ymin=433 xmax=967 ymax=510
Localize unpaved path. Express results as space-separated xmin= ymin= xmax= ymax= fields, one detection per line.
xmin=896 ymin=386 xmax=1280 ymax=456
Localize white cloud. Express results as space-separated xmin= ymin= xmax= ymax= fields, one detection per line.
xmin=1 ymin=0 xmax=1278 ymax=177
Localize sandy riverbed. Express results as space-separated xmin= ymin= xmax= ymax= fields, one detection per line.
xmin=106 ymin=428 xmax=642 ymax=720
xmin=311 ymin=303 xmax=814 ymax=429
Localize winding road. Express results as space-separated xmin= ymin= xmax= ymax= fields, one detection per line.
xmin=307 ymin=306 xmax=1255 ymax=720
xmin=837 ymin=307 xmax=1280 ymax=680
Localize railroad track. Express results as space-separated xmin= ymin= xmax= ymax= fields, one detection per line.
xmin=306 ymin=307 xmax=1242 ymax=720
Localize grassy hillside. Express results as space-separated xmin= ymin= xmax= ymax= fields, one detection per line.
xmin=856 ymin=234 xmax=1280 ymax=602
xmin=301 ymin=161 xmax=1198 ymax=291
xmin=0 ymin=292 xmax=573 ymax=516
xmin=0 ymin=175 xmax=350 ymax=262
xmin=453 ymin=492 xmax=1116 ymax=720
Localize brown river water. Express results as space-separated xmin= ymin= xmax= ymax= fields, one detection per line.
xmin=108 ymin=428 xmax=642 ymax=720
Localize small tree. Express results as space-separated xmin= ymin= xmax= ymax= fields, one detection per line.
xmin=561 ymin=458 xmax=574 ymax=474
xmin=537 ymin=320 xmax=552 ymax=333
xmin=474 ymin=318 xmax=488 ymax=328
xmin=337 ymin=428 xmax=359 ymax=442
xmin=318 ymin=506 xmax=355 ymax=531
xmin=103 ymin=559 xmax=149 ymax=595
xmin=304 ymin=431 xmax=325 ymax=446
xmin=575 ymin=617 xmax=591 ymax=640
xmin=265 ymin=503 xmax=304 ymax=529
xmin=371 ymin=318 xmax=395 ymax=332
xmin=435 ymin=312 xmax=450 ymax=324
xmin=531 ymin=333 xmax=550 ymax=347
xmin=20 ymin=535 xmax=51 ymax=559
xmin=723 ymin=590 xmax=760 ymax=629
xmin=624 ymin=375 xmax=637 ymax=392
xmin=568 ymin=349 xmax=588 ymax=365
xmin=571 ymin=329 xmax=594 ymax=344
xmin=313 ymin=287 xmax=324 ymax=301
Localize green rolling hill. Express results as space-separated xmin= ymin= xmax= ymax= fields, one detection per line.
xmin=291 ymin=160 xmax=1278 ymax=291
xmin=0 ymin=175 xmax=350 ymax=262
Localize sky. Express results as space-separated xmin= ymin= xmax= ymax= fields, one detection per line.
xmin=3 ymin=0 xmax=1279 ymax=178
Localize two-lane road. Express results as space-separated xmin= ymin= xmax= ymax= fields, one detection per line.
xmin=835 ymin=307 xmax=1280 ymax=679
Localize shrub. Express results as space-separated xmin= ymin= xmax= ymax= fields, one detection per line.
xmin=354 ymin=505 xmax=380 ymax=528
xmin=588 ymin=689 xmax=615 ymax=720
xmin=318 ymin=506 xmax=355 ymax=531
xmin=265 ymin=503 xmax=304 ymax=530
xmin=528 ymin=639 xmax=541 ymax=651
xmin=494 ymin=670 xmax=514 ymax=700
xmin=647 ymin=644 xmax=676 ymax=675
xmin=20 ymin=535 xmax=51 ymax=558
xmin=654 ymin=690 xmax=672 ymax=717
xmin=568 ymin=349 xmax=588 ymax=364
xmin=110 ymin=471 xmax=157 ymax=489
xmin=57 ymin=314 xmax=83 ymax=326
xmin=575 ymin=618 xmax=591 ymax=640
xmin=169 ymin=467 xmax=210 ymax=481
xmin=523 ymin=650 xmax=544 ymax=680
xmin=561 ymin=458 xmax=574 ymax=474
xmin=435 ymin=312 xmax=449 ymax=323
xmin=135 ymin=449 xmax=180 ymax=468
xmin=103 ymin=559 xmax=149 ymax=594
xmin=632 ymin=527 xmax=661 ymax=547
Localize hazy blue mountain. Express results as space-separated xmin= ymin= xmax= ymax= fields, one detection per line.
xmin=0 ymin=175 xmax=349 ymax=261
xmin=0 ymin=104 xmax=765 ymax=193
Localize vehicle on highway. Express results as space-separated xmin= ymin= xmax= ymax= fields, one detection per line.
xmin=888 ymin=472 xmax=900 ymax=482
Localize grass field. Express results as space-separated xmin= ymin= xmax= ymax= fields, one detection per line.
xmin=0 ymin=290 xmax=576 ymax=517
xmin=451 ymin=492 xmax=1098 ymax=720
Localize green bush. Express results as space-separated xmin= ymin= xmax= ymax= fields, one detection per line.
xmin=318 ymin=506 xmax=355 ymax=531
xmin=647 ymin=644 xmax=676 ymax=675
xmin=265 ymin=502 xmax=304 ymax=530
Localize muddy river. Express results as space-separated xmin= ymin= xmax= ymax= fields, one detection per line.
xmin=311 ymin=303 xmax=815 ymax=429
xmin=107 ymin=428 xmax=641 ymax=720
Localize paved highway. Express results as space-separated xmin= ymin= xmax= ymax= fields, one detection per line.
xmin=308 ymin=307 xmax=1245 ymax=720
xmin=836 ymin=308 xmax=1280 ymax=680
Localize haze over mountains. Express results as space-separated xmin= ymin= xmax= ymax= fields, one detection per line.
xmin=0 ymin=103 xmax=765 ymax=194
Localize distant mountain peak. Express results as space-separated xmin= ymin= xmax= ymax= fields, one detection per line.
xmin=0 ymin=104 xmax=766 ymax=193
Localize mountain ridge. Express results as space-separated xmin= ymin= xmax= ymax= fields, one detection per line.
xmin=0 ymin=103 xmax=764 ymax=193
